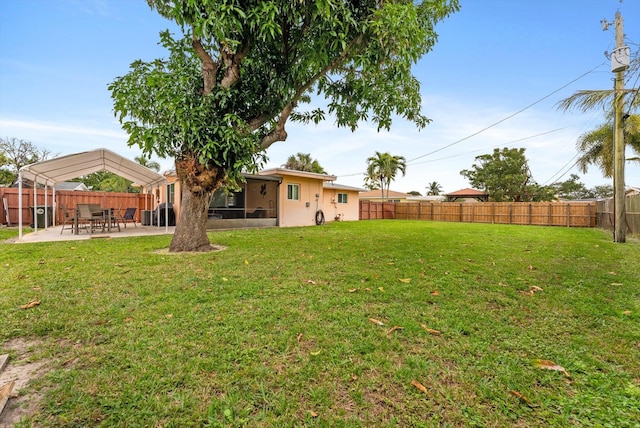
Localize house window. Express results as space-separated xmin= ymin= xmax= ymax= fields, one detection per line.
xmin=287 ymin=184 xmax=300 ymax=201
xmin=337 ymin=193 xmax=348 ymax=204
xmin=168 ymin=183 xmax=175 ymax=204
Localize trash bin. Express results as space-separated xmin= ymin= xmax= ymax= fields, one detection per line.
xmin=153 ymin=203 xmax=176 ymax=226
xmin=141 ymin=210 xmax=152 ymax=226
xmin=30 ymin=206 xmax=52 ymax=228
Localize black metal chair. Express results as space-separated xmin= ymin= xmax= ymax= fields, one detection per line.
xmin=117 ymin=207 xmax=137 ymax=228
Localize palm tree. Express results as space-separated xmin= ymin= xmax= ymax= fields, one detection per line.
xmin=135 ymin=155 xmax=161 ymax=172
xmin=365 ymin=151 xmax=407 ymax=201
xmin=283 ymin=153 xmax=327 ymax=174
xmin=426 ymin=181 xmax=443 ymax=196
xmin=573 ymin=114 xmax=640 ymax=177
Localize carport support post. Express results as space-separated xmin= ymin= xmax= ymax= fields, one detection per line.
xmin=33 ymin=176 xmax=38 ymax=234
xmin=18 ymin=171 xmax=23 ymax=240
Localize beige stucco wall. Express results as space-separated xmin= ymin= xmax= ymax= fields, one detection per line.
xmin=278 ymin=175 xmax=327 ymax=227
xmin=322 ymin=188 xmax=360 ymax=222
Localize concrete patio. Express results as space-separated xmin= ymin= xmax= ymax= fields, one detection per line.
xmin=9 ymin=224 xmax=175 ymax=243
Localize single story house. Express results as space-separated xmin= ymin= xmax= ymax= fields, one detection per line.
xmin=160 ymin=168 xmax=361 ymax=229
xmin=359 ymin=189 xmax=412 ymax=203
xmin=322 ymin=182 xmax=363 ymax=222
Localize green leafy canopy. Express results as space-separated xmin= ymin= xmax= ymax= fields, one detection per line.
xmin=109 ymin=0 xmax=460 ymax=182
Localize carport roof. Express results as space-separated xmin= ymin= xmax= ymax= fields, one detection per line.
xmin=19 ymin=148 xmax=167 ymax=188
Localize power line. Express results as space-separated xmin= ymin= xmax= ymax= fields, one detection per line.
xmin=405 ymin=63 xmax=606 ymax=164
xmin=406 ymin=128 xmax=566 ymax=167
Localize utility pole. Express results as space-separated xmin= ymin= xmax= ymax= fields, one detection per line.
xmin=612 ymin=11 xmax=627 ymax=243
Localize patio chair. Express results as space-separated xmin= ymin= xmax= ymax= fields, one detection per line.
xmin=77 ymin=204 xmax=105 ymax=234
xmin=117 ymin=207 xmax=137 ymax=228
xmin=59 ymin=204 xmax=78 ymax=234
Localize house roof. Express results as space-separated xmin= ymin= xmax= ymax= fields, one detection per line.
xmin=19 ymin=148 xmax=167 ymax=188
xmin=53 ymin=181 xmax=89 ymax=191
xmin=445 ymin=188 xmax=487 ymax=196
xmin=258 ymin=168 xmax=337 ymax=181
xmin=359 ymin=189 xmax=411 ymax=198
xmin=324 ymin=182 xmax=364 ymax=192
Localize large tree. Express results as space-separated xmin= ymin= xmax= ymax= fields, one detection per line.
xmin=109 ymin=0 xmax=459 ymax=252
xmin=365 ymin=151 xmax=407 ymax=201
xmin=0 ymin=137 xmax=53 ymax=186
xmin=460 ymin=147 xmax=554 ymax=202
xmin=282 ymin=153 xmax=326 ymax=174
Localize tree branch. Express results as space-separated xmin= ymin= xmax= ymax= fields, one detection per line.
xmin=191 ymin=37 xmax=218 ymax=95
xmin=220 ymin=42 xmax=250 ymax=88
xmin=257 ymin=35 xmax=364 ymax=150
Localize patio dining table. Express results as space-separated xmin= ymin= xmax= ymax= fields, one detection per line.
xmin=73 ymin=205 xmax=120 ymax=235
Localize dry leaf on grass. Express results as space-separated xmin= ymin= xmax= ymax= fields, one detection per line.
xmin=369 ymin=318 xmax=384 ymax=326
xmin=509 ymin=390 xmax=533 ymax=404
xmin=306 ymin=280 xmax=316 ymax=285
xmin=430 ymin=290 xmax=439 ymax=296
xmin=297 ymin=333 xmax=303 ymax=342
xmin=534 ymin=359 xmax=570 ymax=378
xmin=420 ymin=324 xmax=441 ymax=335
xmin=399 ymin=278 xmax=411 ymax=283
xmin=124 ymin=317 xmax=134 ymax=323
xmin=411 ymin=380 xmax=433 ymax=397
xmin=20 ymin=300 xmax=40 ymax=309
xmin=386 ymin=326 xmax=403 ymax=335
xmin=348 ymin=288 xmax=358 ymax=293
xmin=309 ymin=410 xmax=319 ymax=417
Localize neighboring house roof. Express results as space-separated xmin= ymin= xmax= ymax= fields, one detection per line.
xmin=258 ymin=167 xmax=337 ymax=181
xmin=324 ymin=182 xmax=364 ymax=192
xmin=445 ymin=188 xmax=487 ymax=196
xmin=54 ymin=181 xmax=89 ymax=191
xmin=626 ymin=186 xmax=640 ymax=196
xmin=359 ymin=189 xmax=411 ymax=199
xmin=407 ymin=195 xmax=446 ymax=202
xmin=445 ymin=188 xmax=489 ymax=202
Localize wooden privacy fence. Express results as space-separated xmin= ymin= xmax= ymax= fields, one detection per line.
xmin=360 ymin=200 xmax=597 ymax=228
xmin=0 ymin=188 xmax=154 ymax=226
xmin=596 ymin=194 xmax=640 ymax=235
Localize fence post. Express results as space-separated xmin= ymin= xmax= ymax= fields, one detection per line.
xmin=548 ymin=203 xmax=552 ymax=226
xmin=509 ymin=204 xmax=513 ymax=224
xmin=529 ymin=203 xmax=532 ymax=225
xmin=491 ymin=203 xmax=495 ymax=224
xmin=566 ymin=203 xmax=570 ymax=227
xmin=459 ymin=203 xmax=463 ymax=222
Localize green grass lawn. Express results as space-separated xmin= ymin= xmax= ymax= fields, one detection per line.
xmin=1 ymin=221 xmax=639 ymax=427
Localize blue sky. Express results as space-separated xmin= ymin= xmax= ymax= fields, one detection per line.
xmin=1 ymin=0 xmax=638 ymax=194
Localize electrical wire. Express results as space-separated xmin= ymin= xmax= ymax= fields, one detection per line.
xmin=405 ymin=63 xmax=606 ymax=164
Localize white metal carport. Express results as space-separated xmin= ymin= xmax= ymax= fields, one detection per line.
xmin=18 ymin=148 xmax=169 ymax=240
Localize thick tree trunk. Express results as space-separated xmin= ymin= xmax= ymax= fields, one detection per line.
xmin=169 ymin=154 xmax=225 ymax=253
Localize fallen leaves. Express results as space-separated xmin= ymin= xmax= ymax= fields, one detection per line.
xmin=521 ymin=286 xmax=543 ymax=296
xmin=398 ymin=278 xmax=411 ymax=283
xmin=534 ymin=359 xmax=570 ymax=378
xmin=411 ymin=380 xmax=433 ymax=397
xmin=369 ymin=318 xmax=385 ymax=326
xmin=420 ymin=324 xmax=441 ymax=335
xmin=509 ymin=390 xmax=533 ymax=405
xmin=20 ymin=300 xmax=40 ymax=309
xmin=386 ymin=325 xmax=403 ymax=335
